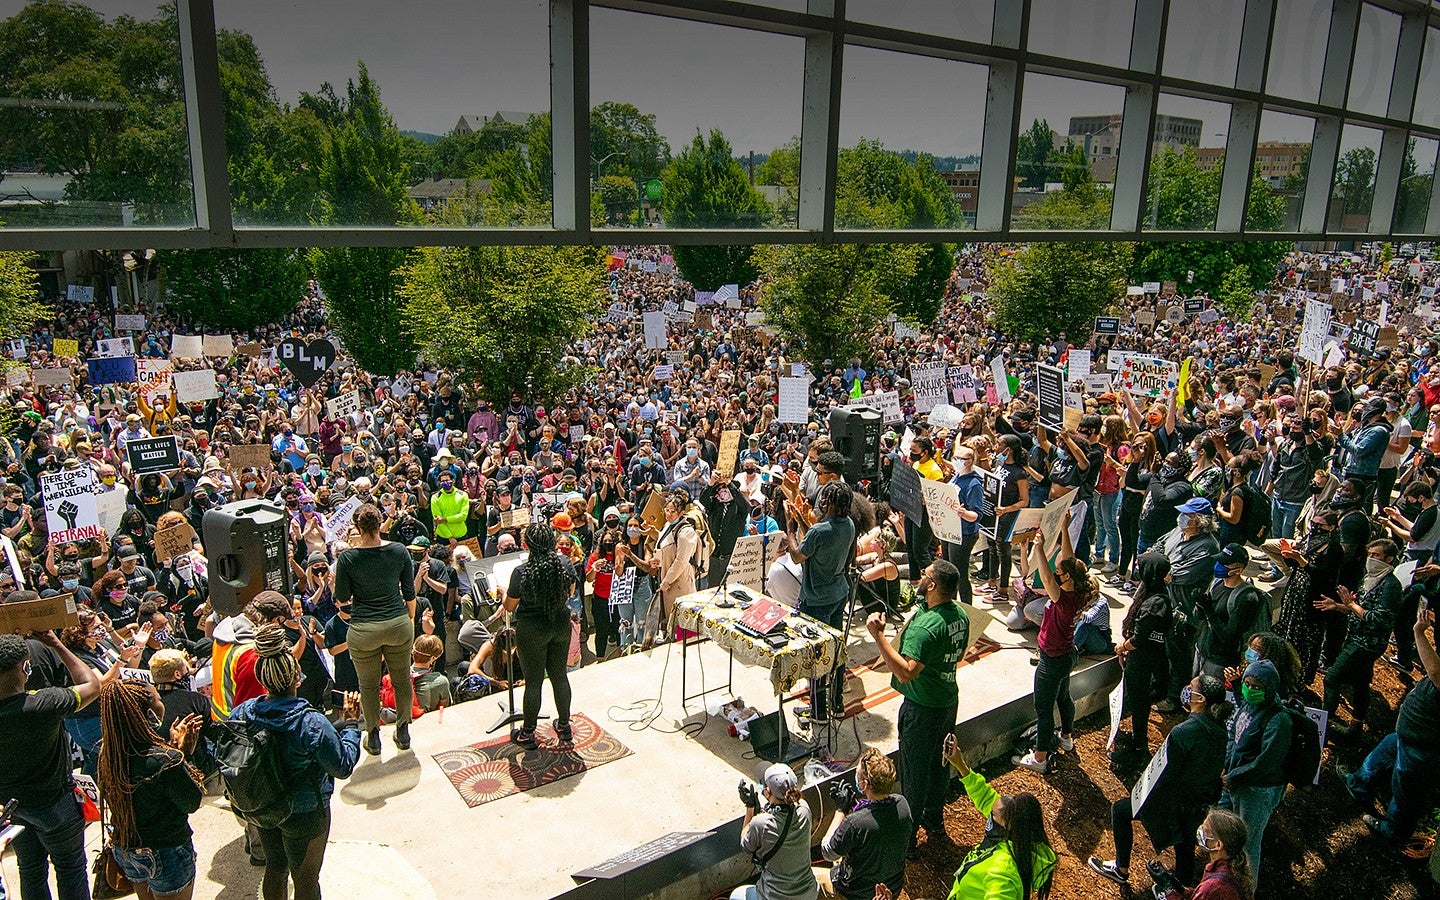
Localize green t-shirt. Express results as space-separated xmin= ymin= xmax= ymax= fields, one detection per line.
xmin=893 ymin=601 xmax=968 ymax=708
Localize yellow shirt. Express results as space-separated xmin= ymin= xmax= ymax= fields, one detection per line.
xmin=916 ymin=457 xmax=944 ymax=481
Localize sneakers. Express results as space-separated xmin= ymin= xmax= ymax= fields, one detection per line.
xmin=1260 ymin=568 xmax=1285 ymax=583
xmin=1105 ymin=574 xmax=1126 ymax=587
xmin=1100 ymin=561 xmax=1119 ymax=574
xmin=394 ymin=723 xmax=411 ymax=751
xmin=1087 ymin=857 xmax=1128 ymax=885
xmin=363 ymin=728 xmax=381 ymax=756
xmin=554 ymin=720 xmax=574 ymax=743
xmin=512 ymin=727 xmax=537 ymax=749
xmin=1059 ymin=735 xmax=1075 ymax=752
xmin=1011 ymin=751 xmax=1051 ymax=774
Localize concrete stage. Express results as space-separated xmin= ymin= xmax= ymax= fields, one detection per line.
xmin=2 ymin=582 xmax=1132 ymax=900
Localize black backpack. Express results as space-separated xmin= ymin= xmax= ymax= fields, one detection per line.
xmin=1278 ymin=699 xmax=1322 ymax=788
xmin=213 ymin=717 xmax=295 ymax=828
xmin=1240 ymin=483 xmax=1271 ymax=546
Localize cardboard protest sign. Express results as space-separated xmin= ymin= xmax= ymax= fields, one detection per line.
xmin=1136 ymin=309 xmax=1156 ymax=328
xmin=910 ymin=361 xmax=948 ymax=414
xmin=642 ymin=311 xmax=667 ymax=350
xmin=52 ymin=338 xmax=78 ymax=358
xmin=87 ymin=356 xmax=136 ymax=386
xmin=639 ymin=490 xmax=665 ymax=534
xmin=278 ymin=337 xmax=335 ymax=388
xmin=991 ymin=356 xmax=1011 ymax=403
xmin=1117 ymin=355 xmax=1179 ymax=400
xmin=947 ymin=365 xmax=977 ymax=403
xmin=665 ymin=350 xmax=685 ymax=367
xmin=41 ymin=468 xmax=101 ymax=545
xmin=0 ymin=592 xmax=79 ymax=635
xmin=921 ymin=479 xmax=966 ymax=543
xmin=202 ymin=334 xmax=234 ymax=358
xmin=30 ymin=367 xmax=70 ymax=387
xmin=324 ymin=496 xmax=362 ymax=543
xmin=1035 ymin=364 xmax=1066 ymax=432
xmin=498 ymin=506 xmax=531 ymax=531
xmin=327 ymin=391 xmax=362 ymax=420
xmin=153 ymin=521 xmax=196 ymax=562
xmin=136 ymin=359 xmax=172 ymax=403
xmin=114 ymin=313 xmax=146 ymax=331
xmin=893 ymin=320 xmax=921 ymax=341
xmin=1198 ymin=308 xmax=1221 ymax=324
xmin=126 ymin=436 xmax=180 ymax=475
xmin=888 ymin=460 xmax=925 ymax=522
xmin=1038 ymin=490 xmax=1077 ymax=555
xmin=927 ymin=403 xmax=965 ymax=431
xmin=170 ymin=334 xmax=203 ymax=359
xmin=716 ymin=430 xmax=742 ymax=480
xmin=172 ymin=368 xmax=219 ymax=403
xmin=777 ymin=376 xmax=810 ymax=424
xmin=228 ymin=444 xmax=272 ymax=471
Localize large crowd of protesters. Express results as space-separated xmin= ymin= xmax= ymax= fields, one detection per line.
xmin=1 ymin=241 xmax=1439 ymax=900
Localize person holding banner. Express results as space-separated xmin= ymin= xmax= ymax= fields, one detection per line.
xmin=943 ymin=447 xmax=984 ymax=606
xmin=1014 ymin=511 xmax=1086 ymax=774
xmin=1088 ymin=674 xmax=1232 ymax=889
xmin=984 ymin=436 xmax=1031 ymax=602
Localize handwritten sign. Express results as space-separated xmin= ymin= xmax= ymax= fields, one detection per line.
xmin=172 ymin=368 xmax=219 ymax=403
xmin=327 ymin=391 xmax=362 ymax=420
xmin=948 ymin=365 xmax=977 ymax=404
xmin=1036 ymin=364 xmax=1066 ymax=431
xmin=30 ymin=367 xmax=69 ymax=388
xmin=170 ymin=334 xmax=203 ymax=359
xmin=324 ymin=496 xmax=362 ymax=543
xmin=777 ymin=376 xmax=809 ymax=424
xmin=52 ymin=338 xmax=78 ymax=358
xmin=716 ymin=430 xmax=742 ymax=480
xmin=136 ymin=359 xmax=172 ymax=403
xmin=911 ymin=361 xmax=948 ymax=414
xmin=41 ymin=468 xmax=101 ymax=545
xmin=86 ymin=356 xmax=136 ymax=386
xmin=1118 ymin=355 xmax=1179 ymax=400
xmin=114 ymin=313 xmax=146 ymax=331
xmin=153 ymin=520 xmax=196 ymax=562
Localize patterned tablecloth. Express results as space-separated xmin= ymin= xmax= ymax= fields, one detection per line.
xmin=671 ymin=590 xmax=847 ymax=695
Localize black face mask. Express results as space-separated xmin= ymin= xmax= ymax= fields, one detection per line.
xmin=1159 ymin=463 xmax=1181 ymax=479
xmin=1326 ymin=376 xmax=1344 ymax=390
xmin=1331 ymin=493 xmax=1358 ymax=508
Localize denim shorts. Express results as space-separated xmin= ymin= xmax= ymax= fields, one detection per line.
xmin=111 ymin=843 xmax=197 ymax=895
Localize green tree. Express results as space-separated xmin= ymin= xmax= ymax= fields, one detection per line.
xmin=1393 ymin=140 xmax=1430 ymax=233
xmin=755 ymin=243 xmax=925 ymax=371
xmin=1217 ymin=263 xmax=1256 ymax=321
xmin=0 ymin=248 xmax=50 ymax=344
xmin=1334 ymin=146 xmax=1376 ymax=219
xmin=157 ymin=248 xmax=306 ymax=331
xmin=988 ymin=241 xmax=1132 ymax=343
xmin=590 ymin=101 xmax=669 ymax=180
xmin=662 ymin=130 xmax=772 ymax=290
xmin=1015 ymin=119 xmax=1058 ymax=190
xmin=892 ymin=243 xmax=954 ymax=326
xmin=304 ymin=64 xmax=420 ymax=376
xmin=755 ymin=137 xmax=800 ymax=224
xmin=1012 ymin=180 xmax=1112 ymax=229
xmin=399 ymin=244 xmax=605 ymax=403
xmin=596 ymin=174 xmax=636 ymax=223
xmin=834 ymin=139 xmax=960 ymax=229
xmin=1284 ymin=144 xmax=1311 ymax=193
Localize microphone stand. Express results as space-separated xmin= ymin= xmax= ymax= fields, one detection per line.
xmin=486 ymin=607 xmax=547 ymax=734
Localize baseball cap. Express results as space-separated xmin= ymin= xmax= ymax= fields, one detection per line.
xmin=551 ymin=512 xmax=573 ymax=531
xmin=116 ymin=545 xmax=139 ymax=560
xmin=1218 ymin=543 xmax=1248 ymax=569
xmin=407 ymin=536 xmax=431 ymax=550
xmin=1176 ymin=497 xmax=1213 ymax=514
xmin=762 ymin=763 xmax=798 ymax=796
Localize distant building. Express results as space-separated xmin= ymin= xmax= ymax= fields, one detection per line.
xmin=1195 ymin=141 xmax=1309 ymax=187
xmin=407 ymin=177 xmax=491 ymax=214
xmin=1060 ymin=113 xmax=1204 ymax=183
xmin=451 ymin=111 xmax=538 ymax=137
xmin=939 ymin=163 xmax=981 ymax=226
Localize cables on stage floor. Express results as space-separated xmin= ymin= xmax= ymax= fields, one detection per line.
xmin=606 ymin=637 xmax=707 ymax=738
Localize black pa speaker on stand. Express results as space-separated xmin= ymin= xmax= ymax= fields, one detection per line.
xmin=203 ymin=500 xmax=294 ymax=617
xmin=828 ymin=406 xmax=882 ymax=483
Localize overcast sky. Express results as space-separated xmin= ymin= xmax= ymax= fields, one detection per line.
xmin=4 ymin=0 xmax=1425 ymax=160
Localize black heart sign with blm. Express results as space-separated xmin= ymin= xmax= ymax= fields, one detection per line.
xmin=277 ymin=338 xmax=336 ymax=388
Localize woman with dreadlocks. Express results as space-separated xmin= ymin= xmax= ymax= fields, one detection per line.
xmin=499 ymin=522 xmax=578 ymax=749
xmin=229 ymin=624 xmax=361 ymax=900
xmin=96 ymin=680 xmax=206 ymax=899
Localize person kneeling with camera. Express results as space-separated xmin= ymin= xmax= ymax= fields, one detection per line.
xmin=733 ymin=764 xmax=818 ymax=900
xmin=816 ymin=747 xmax=912 ymax=899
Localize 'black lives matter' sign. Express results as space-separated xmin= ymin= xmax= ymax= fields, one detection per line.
xmin=126 ymin=436 xmax=180 ymax=475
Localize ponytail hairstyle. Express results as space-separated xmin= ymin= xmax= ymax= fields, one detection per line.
xmin=1056 ymin=556 xmax=1096 ymax=606
xmin=1194 ymin=674 xmax=1234 ymax=726
xmin=97 ymin=681 xmax=204 ymax=848
xmin=1002 ymin=793 xmax=1053 ymax=899
xmin=253 ymin=623 xmax=302 ymax=696
xmin=1203 ymin=808 xmax=1254 ymax=898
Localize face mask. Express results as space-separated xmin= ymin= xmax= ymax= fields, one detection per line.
xmin=909 ymin=452 xmax=922 ymax=462
xmin=1244 ymin=646 xmax=1260 ymax=665
xmin=1214 ymin=562 xmax=1234 ymax=579
xmin=1180 ymin=686 xmax=1194 ymax=708
xmin=62 ymin=577 xmax=79 ymax=590
xmin=1240 ymin=683 xmax=1266 ymax=706
xmin=152 ymin=628 xmax=171 ymax=644
xmin=627 ymin=526 xmax=642 ymax=539
xmin=1146 ymin=411 xmax=1163 ymax=426
xmin=300 ymin=502 xmax=314 ymax=512
xmin=1177 ymin=512 xmax=1192 ymax=530
xmin=243 ymin=481 xmax=257 ymax=490
xmin=983 ymin=813 xmax=1006 ymax=843
xmin=307 ymin=464 xmax=321 ymax=475
xmin=1219 ymin=415 xmax=1240 ymax=431
xmin=686 ymin=447 xmax=698 ymax=458
xmin=283 ymin=429 xmax=293 ymax=437
xmin=440 ymin=481 xmax=454 ymax=491
xmin=1366 ymin=557 xmax=1392 ymax=577
xmin=342 ymin=444 xmax=353 ymax=453
xmin=109 ymin=589 xmax=126 ymax=601
xmin=1196 ymin=826 xmax=1220 ymax=852
xmin=1159 ymin=463 xmax=1179 ymax=479
xmin=1326 ymin=376 xmax=1343 ymax=390
xmin=715 ymin=488 xmax=732 ymax=503
xmin=1332 ymin=493 xmax=1357 ymax=508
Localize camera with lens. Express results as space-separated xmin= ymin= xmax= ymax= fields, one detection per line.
xmin=1146 ymin=861 xmax=1182 ymax=897
xmin=828 ymin=778 xmax=861 ymax=813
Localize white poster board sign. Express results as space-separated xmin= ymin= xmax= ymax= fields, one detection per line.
xmin=920 ymin=478 xmax=967 ymax=544
xmin=910 ymin=361 xmax=948 ymax=414
xmin=41 ymin=468 xmax=101 ymax=545
xmin=777 ymin=376 xmax=810 ymax=424
xmin=171 ymin=368 xmax=219 ymax=403
xmin=642 ymin=311 xmax=667 ymax=350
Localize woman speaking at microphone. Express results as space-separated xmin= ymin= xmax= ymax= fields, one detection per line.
xmin=498 ymin=522 xmax=577 ymax=749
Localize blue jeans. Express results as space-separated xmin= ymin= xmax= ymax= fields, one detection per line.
xmin=11 ymin=792 xmax=90 ymax=900
xmin=1271 ymin=497 xmax=1304 ymax=541
xmin=112 ymin=843 xmax=197 ymax=895
xmin=64 ymin=716 xmax=102 ymax=777
xmin=1348 ymin=731 xmax=1440 ymax=844
xmin=1219 ymin=782 xmax=1287 ymax=890
xmin=1092 ymin=492 xmax=1120 ymax=563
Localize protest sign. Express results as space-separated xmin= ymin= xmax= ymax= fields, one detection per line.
xmin=1067 ymin=350 xmax=1091 ymax=380
xmin=327 ymin=390 xmax=362 ymax=420
xmin=652 ymin=365 xmax=674 ymax=381
xmin=153 ymin=521 xmax=196 ymax=562
xmin=66 ymin=285 xmax=95 ymax=303
xmin=277 ymin=337 xmax=335 ymax=388
xmin=642 ymin=311 xmax=667 ymax=350
xmin=947 ymin=365 xmax=977 ymax=403
xmin=170 ymin=334 xmax=203 ymax=359
xmin=1165 ymin=305 xmax=1185 ymax=324
xmin=126 ymin=436 xmax=180 ymax=475
xmin=95 ymin=489 xmax=126 ymax=536
xmin=1143 ymin=281 xmax=1161 ymax=294
xmin=52 ymin=338 xmax=78 ymax=358
xmin=202 ymin=334 xmax=234 ymax=358
xmin=41 ymin=468 xmax=101 ymax=545
xmin=921 ymin=479 xmax=966 ymax=543
xmin=873 ymin=390 xmax=904 ymax=424
xmin=777 ymin=376 xmax=810 ymax=424
xmin=1298 ymin=299 xmax=1332 ymax=365
xmin=1118 ymin=355 xmax=1179 ymax=400
xmin=1108 ymin=681 xmax=1125 ymax=750
xmin=1184 ymin=298 xmax=1205 ymax=315
xmin=87 ymin=356 xmax=136 ymax=386
xmin=726 ymin=534 xmax=767 ymax=593
xmin=1035 ymin=364 xmax=1066 ymax=432
xmin=114 ymin=313 xmax=146 ymax=331
xmin=97 ymin=336 xmax=134 ymax=358
xmin=172 ymin=368 xmax=219 ymax=403
xmin=607 ymin=571 xmax=635 ymax=608
xmin=985 ymin=381 xmax=998 ymax=405
xmin=1198 ymin=308 xmax=1221 ymax=324
xmin=888 ymin=460 xmax=924 ymax=522
xmin=136 ymin=359 xmax=172 ymax=403
xmin=499 ymin=506 xmax=532 ymax=530
xmin=927 ymin=403 xmax=964 ymax=431
xmin=1131 ymin=738 xmax=1170 ymax=815
xmin=324 ymin=496 xmax=362 ymax=543
xmin=714 ymin=284 xmax=741 ymax=308
xmin=978 ymin=466 xmax=1002 ymax=539
xmin=893 ymin=320 xmax=921 ymax=341
xmin=991 ymin=356 xmax=1010 ymax=403
xmin=30 ymin=367 xmax=69 ymax=387
xmin=665 ymin=350 xmax=685 ymax=367
xmin=7 ymin=339 xmax=23 ymax=360
xmin=910 ymin=361 xmax=948 ymax=414
xmin=716 ymin=430 xmax=742 ymax=480
xmin=1038 ymin=490 xmax=1076 ymax=555
xmin=0 ymin=535 xmax=22 ymax=588
xmin=1081 ymin=373 xmax=1112 ymax=394
xmin=1136 ymin=309 xmax=1156 ymax=328
xmin=744 ymin=310 xmax=765 ymax=327
xmin=229 ymin=444 xmax=272 ymax=471
xmin=639 ymin=491 xmax=665 ymax=533
xmin=1093 ymin=316 xmax=1120 ymax=335
xmin=1349 ymin=317 xmax=1380 ymax=355
xmin=0 ymin=592 xmax=79 ymax=635
xmin=1162 ymin=280 xmax=1177 ymax=296
xmin=603 ymin=301 xmax=629 ymax=324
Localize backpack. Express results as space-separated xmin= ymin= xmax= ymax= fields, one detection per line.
xmin=1278 ymin=699 xmax=1322 ymax=788
xmin=213 ymin=717 xmax=295 ymax=828
xmin=1240 ymin=483 xmax=1271 ymax=546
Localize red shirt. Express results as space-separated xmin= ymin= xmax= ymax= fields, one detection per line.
xmin=1037 ymin=588 xmax=1084 ymax=656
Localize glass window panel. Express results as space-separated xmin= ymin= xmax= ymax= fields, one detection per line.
xmin=1010 ymin=75 xmax=1126 ymax=230
xmin=1348 ymin=4 xmax=1400 ymax=117
xmin=1329 ymin=123 xmax=1382 ymax=232
xmin=1143 ymin=95 xmax=1231 ymax=231
xmin=0 ymin=0 xmax=195 ymax=228
xmin=1026 ymin=0 xmax=1136 ymax=69
xmin=1162 ymin=0 xmax=1243 ymax=86
xmin=837 ymin=46 xmax=987 ymax=229
xmin=1414 ymin=28 xmax=1440 ymax=128
xmin=1267 ymin=0 xmax=1330 ymax=103
xmin=846 ymin=0 xmax=994 ymax=43
xmin=1254 ymin=109 xmax=1316 ymax=231
xmin=591 ymin=9 xmax=803 ymax=230
xmin=1394 ymin=135 xmax=1438 ymax=233
xmin=215 ymin=0 xmax=550 ymax=229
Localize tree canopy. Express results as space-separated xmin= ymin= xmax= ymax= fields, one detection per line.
xmin=662 ymin=130 xmax=772 ymax=291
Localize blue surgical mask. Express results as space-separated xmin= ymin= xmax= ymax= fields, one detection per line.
xmin=1214 ymin=562 xmax=1233 ymax=579
xmin=62 ymin=577 xmax=79 ymax=590
xmin=1177 ymin=512 xmax=1192 ymax=530
xmin=1244 ymin=646 xmax=1260 ymax=665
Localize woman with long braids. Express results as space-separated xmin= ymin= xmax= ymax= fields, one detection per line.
xmin=941 ymin=734 xmax=1056 ymax=899
xmin=229 ymin=625 xmax=361 ymax=900
xmin=97 ymin=680 xmax=206 ymax=900
xmin=498 ymin=522 xmax=577 ymax=749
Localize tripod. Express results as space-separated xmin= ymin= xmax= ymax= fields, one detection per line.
xmin=485 ymin=612 xmax=548 ymax=734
